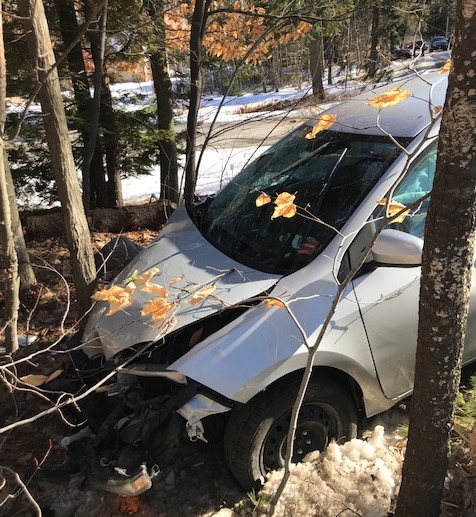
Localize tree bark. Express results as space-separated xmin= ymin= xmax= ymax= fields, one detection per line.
xmin=0 ymin=1 xmax=35 ymax=290
xmin=23 ymin=201 xmax=170 ymax=237
xmin=100 ymin=74 xmax=123 ymax=208
xmin=184 ymin=0 xmax=211 ymax=206
xmin=148 ymin=1 xmax=179 ymax=205
xmin=81 ymin=0 xmax=107 ymax=213
xmin=308 ymin=28 xmax=325 ymax=100
xmin=3 ymin=153 xmax=36 ymax=288
xmin=20 ymin=0 xmax=96 ymax=317
xmin=55 ymin=0 xmax=107 ymax=208
xmin=395 ymin=1 xmax=476 ymax=515
xmin=0 ymin=1 xmax=20 ymax=353
xmin=83 ymin=0 xmax=123 ymax=209
xmin=326 ymin=37 xmax=333 ymax=85
xmin=367 ymin=4 xmax=380 ymax=78
xmin=0 ymin=140 xmax=19 ymax=353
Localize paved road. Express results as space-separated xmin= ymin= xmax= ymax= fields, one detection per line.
xmin=195 ymin=112 xmax=312 ymax=149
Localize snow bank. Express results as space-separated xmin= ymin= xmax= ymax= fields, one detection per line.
xmin=261 ymin=426 xmax=403 ymax=517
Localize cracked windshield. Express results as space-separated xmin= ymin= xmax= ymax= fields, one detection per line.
xmin=197 ymin=126 xmax=408 ymax=274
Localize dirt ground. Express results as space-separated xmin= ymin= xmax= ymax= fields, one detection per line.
xmin=0 ymin=230 xmax=248 ymax=516
xmin=1 ymin=230 xmax=475 ymax=516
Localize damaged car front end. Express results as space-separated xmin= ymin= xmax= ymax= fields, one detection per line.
xmin=56 ymin=73 xmax=453 ymax=494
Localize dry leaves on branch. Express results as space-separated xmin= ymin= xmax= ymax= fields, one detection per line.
xmin=377 ymin=198 xmax=411 ymax=223
xmin=129 ymin=267 xmax=161 ymax=288
xmin=187 ymin=285 xmax=217 ymax=305
xmin=141 ymin=298 xmax=175 ymax=322
xmin=305 ymin=114 xmax=337 ymax=139
xmin=140 ymin=283 xmax=168 ymax=297
xmin=256 ymin=192 xmax=272 ymax=207
xmin=272 ymin=192 xmax=297 ymax=219
xmin=91 ymin=285 xmax=134 ymax=315
xmin=368 ymin=88 xmax=411 ymax=108
xmin=20 ymin=369 xmax=63 ymax=387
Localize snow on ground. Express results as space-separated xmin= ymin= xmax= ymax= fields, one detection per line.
xmin=8 ymin=55 xmax=447 ymax=209
xmin=114 ymin=79 xmax=357 ymax=204
xmin=258 ymin=426 xmax=404 ymax=517
xmin=122 ymin=145 xmax=269 ymax=204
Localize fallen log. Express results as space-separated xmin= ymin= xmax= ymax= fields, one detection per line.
xmin=22 ymin=201 xmax=175 ymax=238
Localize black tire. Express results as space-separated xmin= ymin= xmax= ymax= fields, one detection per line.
xmin=223 ymin=375 xmax=358 ymax=490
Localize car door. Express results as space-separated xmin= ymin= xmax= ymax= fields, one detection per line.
xmin=352 ymin=143 xmax=476 ymax=400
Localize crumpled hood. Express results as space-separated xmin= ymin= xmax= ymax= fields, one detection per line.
xmin=83 ymin=206 xmax=281 ymax=359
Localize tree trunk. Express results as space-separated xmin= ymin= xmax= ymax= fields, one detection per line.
xmin=367 ymin=4 xmax=380 ymax=78
xmin=308 ymin=28 xmax=325 ymax=100
xmin=3 ymin=153 xmax=36 ymax=288
xmin=20 ymin=0 xmax=96 ymax=317
xmin=0 ymin=1 xmax=20 ymax=353
xmin=148 ymin=1 xmax=179 ymax=205
xmin=83 ymin=0 xmax=122 ymax=209
xmin=272 ymin=47 xmax=281 ymax=92
xmin=395 ymin=1 xmax=476 ymax=515
xmin=184 ymin=0 xmax=211 ymax=206
xmin=0 ymin=141 xmax=20 ymax=354
xmin=23 ymin=201 xmax=170 ymax=237
xmin=55 ymin=0 xmax=107 ymax=209
xmin=326 ymin=37 xmax=333 ymax=85
xmin=0 ymin=1 xmax=35 ymax=290
xmin=100 ymin=74 xmax=123 ymax=208
xmin=81 ymin=0 xmax=107 ymax=213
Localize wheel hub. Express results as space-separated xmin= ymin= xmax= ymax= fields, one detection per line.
xmin=262 ymin=405 xmax=334 ymax=470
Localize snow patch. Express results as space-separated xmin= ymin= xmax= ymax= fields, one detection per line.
xmin=261 ymin=426 xmax=403 ymax=517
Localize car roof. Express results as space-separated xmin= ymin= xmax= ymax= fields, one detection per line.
xmin=317 ymin=73 xmax=447 ymax=138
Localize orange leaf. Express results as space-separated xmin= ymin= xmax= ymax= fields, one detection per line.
xmin=169 ymin=277 xmax=182 ymax=285
xmin=20 ymin=369 xmax=63 ymax=387
xmin=141 ymin=283 xmax=167 ymax=297
xmin=141 ymin=298 xmax=175 ymax=322
xmin=133 ymin=267 xmax=161 ymax=287
xmin=271 ymin=192 xmax=297 ymax=219
xmin=377 ymin=198 xmax=411 ymax=223
xmin=91 ymin=285 xmax=133 ymax=315
xmin=256 ymin=192 xmax=272 ymax=207
xmin=188 ymin=285 xmax=216 ymax=305
xmin=368 ymin=88 xmax=411 ymax=108
xmin=439 ymin=58 xmax=452 ymax=75
xmin=432 ymin=105 xmax=443 ymax=114
xmin=305 ymin=114 xmax=336 ymax=139
xmin=264 ymin=298 xmax=285 ymax=308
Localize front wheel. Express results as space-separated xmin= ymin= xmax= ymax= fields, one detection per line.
xmin=223 ymin=375 xmax=358 ymax=489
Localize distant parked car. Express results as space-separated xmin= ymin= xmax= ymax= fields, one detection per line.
xmin=429 ymin=35 xmax=449 ymax=52
xmin=391 ymin=45 xmax=412 ymax=60
xmin=406 ymin=40 xmax=427 ymax=57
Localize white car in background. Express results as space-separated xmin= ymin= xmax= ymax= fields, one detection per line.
xmin=68 ymin=72 xmax=467 ymax=495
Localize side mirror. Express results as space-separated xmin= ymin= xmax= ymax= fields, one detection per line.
xmin=372 ymin=229 xmax=423 ymax=266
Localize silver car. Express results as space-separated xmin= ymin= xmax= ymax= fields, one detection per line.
xmin=75 ymin=72 xmax=465 ymax=494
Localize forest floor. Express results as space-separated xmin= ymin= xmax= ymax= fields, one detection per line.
xmin=1 ymin=230 xmax=476 ymax=516
xmin=0 ymin=229 xmax=246 ymax=517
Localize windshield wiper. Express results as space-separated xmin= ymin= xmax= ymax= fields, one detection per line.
xmin=316 ymin=147 xmax=348 ymax=205
xmin=268 ymin=141 xmax=332 ymax=182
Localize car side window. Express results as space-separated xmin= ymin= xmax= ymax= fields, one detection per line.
xmin=391 ymin=143 xmax=437 ymax=239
